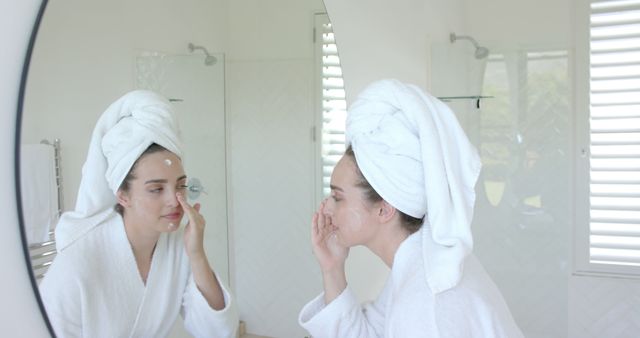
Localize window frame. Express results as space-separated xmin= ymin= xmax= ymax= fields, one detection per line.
xmin=573 ymin=0 xmax=640 ymax=278
xmin=313 ymin=12 xmax=347 ymax=206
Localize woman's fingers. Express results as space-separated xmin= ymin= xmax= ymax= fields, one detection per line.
xmin=312 ymin=202 xmax=336 ymax=246
xmin=178 ymin=194 xmax=207 ymax=258
xmin=318 ymin=199 xmax=333 ymax=234
xmin=317 ymin=206 xmax=326 ymax=233
xmin=177 ymin=193 xmax=194 ymax=214
xmin=177 ymin=194 xmax=204 ymax=228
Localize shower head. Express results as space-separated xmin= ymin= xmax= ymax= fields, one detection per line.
xmin=204 ymin=55 xmax=217 ymax=66
xmin=450 ymin=33 xmax=489 ymax=59
xmin=188 ymin=42 xmax=217 ymax=66
xmin=474 ymin=46 xmax=489 ymax=59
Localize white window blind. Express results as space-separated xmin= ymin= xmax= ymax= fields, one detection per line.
xmin=315 ymin=14 xmax=347 ymax=198
xmin=588 ymin=0 xmax=640 ymax=271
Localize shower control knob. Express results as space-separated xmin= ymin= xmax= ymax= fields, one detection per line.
xmin=186 ymin=177 xmax=205 ymax=200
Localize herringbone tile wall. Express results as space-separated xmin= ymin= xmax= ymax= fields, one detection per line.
xmin=569 ymin=276 xmax=640 ymax=338
xmin=227 ymin=59 xmax=322 ymax=338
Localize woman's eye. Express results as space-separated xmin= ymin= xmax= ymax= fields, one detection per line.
xmin=177 ymin=184 xmax=188 ymax=190
xmin=150 ymin=188 xmax=163 ymax=193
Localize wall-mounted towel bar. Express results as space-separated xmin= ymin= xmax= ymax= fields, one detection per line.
xmin=27 ymin=139 xmax=63 ymax=282
xmin=437 ymin=95 xmax=494 ymax=109
xmin=40 ymin=138 xmax=63 ymax=215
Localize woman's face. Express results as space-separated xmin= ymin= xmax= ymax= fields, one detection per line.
xmin=118 ymin=150 xmax=187 ymax=233
xmin=324 ymin=155 xmax=381 ymax=248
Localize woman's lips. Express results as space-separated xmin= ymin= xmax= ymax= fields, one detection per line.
xmin=163 ymin=212 xmax=182 ymax=221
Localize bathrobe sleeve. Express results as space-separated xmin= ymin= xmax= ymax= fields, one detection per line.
xmin=299 ymin=286 xmax=387 ymax=338
xmin=39 ymin=256 xmax=83 ymax=338
xmin=181 ymin=273 xmax=239 ymax=338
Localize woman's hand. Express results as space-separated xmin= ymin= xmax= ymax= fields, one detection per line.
xmin=177 ymin=193 xmax=206 ymax=259
xmin=312 ymin=199 xmax=348 ymax=304
xmin=312 ymin=199 xmax=349 ymax=273
xmin=177 ymin=193 xmax=226 ymax=310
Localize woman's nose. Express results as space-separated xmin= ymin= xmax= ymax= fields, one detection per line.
xmin=167 ymin=190 xmax=179 ymax=207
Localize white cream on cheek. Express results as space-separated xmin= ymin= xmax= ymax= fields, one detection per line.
xmin=335 ymin=206 xmax=367 ymax=246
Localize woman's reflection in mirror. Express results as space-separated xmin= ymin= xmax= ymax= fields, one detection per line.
xmin=39 ymin=90 xmax=238 ymax=337
xmin=299 ymin=79 xmax=524 ymax=337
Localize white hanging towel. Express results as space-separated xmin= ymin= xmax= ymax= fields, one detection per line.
xmin=20 ymin=143 xmax=59 ymax=244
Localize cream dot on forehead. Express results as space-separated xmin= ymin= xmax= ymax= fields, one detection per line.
xmin=164 ymin=159 xmax=172 ymax=166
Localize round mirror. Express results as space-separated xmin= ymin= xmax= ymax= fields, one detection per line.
xmin=18 ymin=0 xmax=339 ymax=337
xmin=2 ymin=1 xmax=52 ymax=336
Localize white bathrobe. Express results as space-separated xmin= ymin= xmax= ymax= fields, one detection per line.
xmin=299 ymin=229 xmax=524 ymax=338
xmin=39 ymin=211 xmax=238 ymax=338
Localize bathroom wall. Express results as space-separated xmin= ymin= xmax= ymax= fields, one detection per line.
xmin=325 ymin=0 xmax=467 ymax=103
xmin=225 ymin=1 xmax=326 ymax=336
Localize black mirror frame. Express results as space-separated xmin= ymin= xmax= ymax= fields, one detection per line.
xmin=14 ymin=1 xmax=55 ymax=337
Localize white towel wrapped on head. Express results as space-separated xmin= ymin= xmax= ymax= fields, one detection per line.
xmin=346 ymin=79 xmax=482 ymax=294
xmin=55 ymin=90 xmax=183 ymax=252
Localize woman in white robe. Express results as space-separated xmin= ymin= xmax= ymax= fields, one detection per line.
xmin=39 ymin=90 xmax=238 ymax=338
xmin=298 ymin=79 xmax=524 ymax=337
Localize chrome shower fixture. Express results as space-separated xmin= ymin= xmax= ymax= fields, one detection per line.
xmin=188 ymin=43 xmax=217 ymax=65
xmin=449 ymin=33 xmax=489 ymax=59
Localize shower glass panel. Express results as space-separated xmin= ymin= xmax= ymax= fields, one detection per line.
xmin=432 ymin=46 xmax=570 ymax=338
xmin=135 ymin=53 xmax=229 ymax=286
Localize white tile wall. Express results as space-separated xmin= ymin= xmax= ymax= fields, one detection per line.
xmin=227 ymin=59 xmax=322 ymax=337
xmin=569 ymin=275 xmax=640 ymax=338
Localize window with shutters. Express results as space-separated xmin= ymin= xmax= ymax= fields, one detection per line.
xmin=314 ymin=13 xmax=347 ymax=201
xmin=575 ymin=0 xmax=640 ymax=276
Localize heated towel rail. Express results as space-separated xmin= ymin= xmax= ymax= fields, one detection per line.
xmin=28 ymin=139 xmax=62 ymax=282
